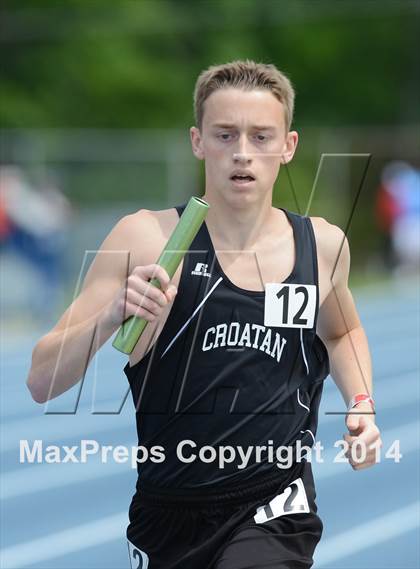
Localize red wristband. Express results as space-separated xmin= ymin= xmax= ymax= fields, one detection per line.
xmin=347 ymin=393 xmax=375 ymax=412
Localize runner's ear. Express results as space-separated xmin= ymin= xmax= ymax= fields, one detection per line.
xmin=281 ymin=130 xmax=299 ymax=165
xmin=190 ymin=126 xmax=204 ymax=160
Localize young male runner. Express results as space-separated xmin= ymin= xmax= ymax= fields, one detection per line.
xmin=27 ymin=60 xmax=382 ymax=568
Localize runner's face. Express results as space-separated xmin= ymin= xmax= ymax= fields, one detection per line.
xmin=191 ymin=88 xmax=297 ymax=205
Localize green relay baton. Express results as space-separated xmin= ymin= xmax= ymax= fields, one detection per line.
xmin=112 ymin=196 xmax=210 ymax=354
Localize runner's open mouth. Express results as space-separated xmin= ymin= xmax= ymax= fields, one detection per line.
xmin=230 ymin=175 xmax=255 ymax=181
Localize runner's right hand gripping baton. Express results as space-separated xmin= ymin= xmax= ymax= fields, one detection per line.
xmin=112 ymin=196 xmax=210 ymax=355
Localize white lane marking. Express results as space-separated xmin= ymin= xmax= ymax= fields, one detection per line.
xmin=1 ymin=411 xmax=133 ymax=454
xmin=1 ymin=392 xmax=127 ymax=421
xmin=1 ymin=511 xmax=128 ymax=569
xmin=314 ymin=501 xmax=420 ymax=565
xmin=1 ymin=448 xmax=134 ymax=500
xmin=160 ymin=276 xmax=223 ymax=358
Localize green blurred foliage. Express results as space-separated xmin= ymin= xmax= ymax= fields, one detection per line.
xmin=1 ymin=0 xmax=419 ymax=271
xmin=1 ymin=0 xmax=419 ymax=129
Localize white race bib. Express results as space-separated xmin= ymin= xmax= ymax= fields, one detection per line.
xmin=254 ymin=477 xmax=310 ymax=524
xmin=127 ymin=538 xmax=149 ymax=569
xmin=264 ymin=283 xmax=316 ymax=329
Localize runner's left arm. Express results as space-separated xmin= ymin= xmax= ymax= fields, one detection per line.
xmin=315 ymin=219 xmax=382 ymax=470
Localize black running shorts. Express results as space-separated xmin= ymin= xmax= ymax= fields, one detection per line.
xmin=126 ymin=460 xmax=323 ymax=569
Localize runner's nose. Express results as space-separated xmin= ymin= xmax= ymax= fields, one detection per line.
xmin=233 ymin=135 xmax=252 ymax=164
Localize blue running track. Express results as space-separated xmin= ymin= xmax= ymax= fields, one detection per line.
xmin=1 ymin=278 xmax=419 ymax=568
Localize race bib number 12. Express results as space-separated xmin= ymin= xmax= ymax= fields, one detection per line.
xmin=254 ymin=477 xmax=310 ymax=524
xmin=127 ymin=539 xmax=149 ymax=569
xmin=264 ymin=283 xmax=317 ymax=329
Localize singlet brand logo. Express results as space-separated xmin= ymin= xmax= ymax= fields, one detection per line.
xmin=202 ymin=321 xmax=287 ymax=363
xmin=191 ymin=262 xmax=211 ymax=278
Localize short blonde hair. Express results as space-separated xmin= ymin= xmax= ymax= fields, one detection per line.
xmin=193 ymin=59 xmax=295 ymax=131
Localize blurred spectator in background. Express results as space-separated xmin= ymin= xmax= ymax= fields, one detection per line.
xmin=0 ymin=166 xmax=72 ymax=321
xmin=375 ymin=161 xmax=420 ymax=276
xmin=375 ymin=170 xmax=400 ymax=271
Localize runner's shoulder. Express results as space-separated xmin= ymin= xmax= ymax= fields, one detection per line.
xmin=113 ymin=206 xmax=178 ymax=240
xmin=109 ymin=207 xmax=179 ymax=265
xmin=309 ymin=216 xmax=350 ymax=267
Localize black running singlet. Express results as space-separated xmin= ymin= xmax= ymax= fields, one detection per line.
xmin=124 ymin=203 xmax=330 ymax=489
